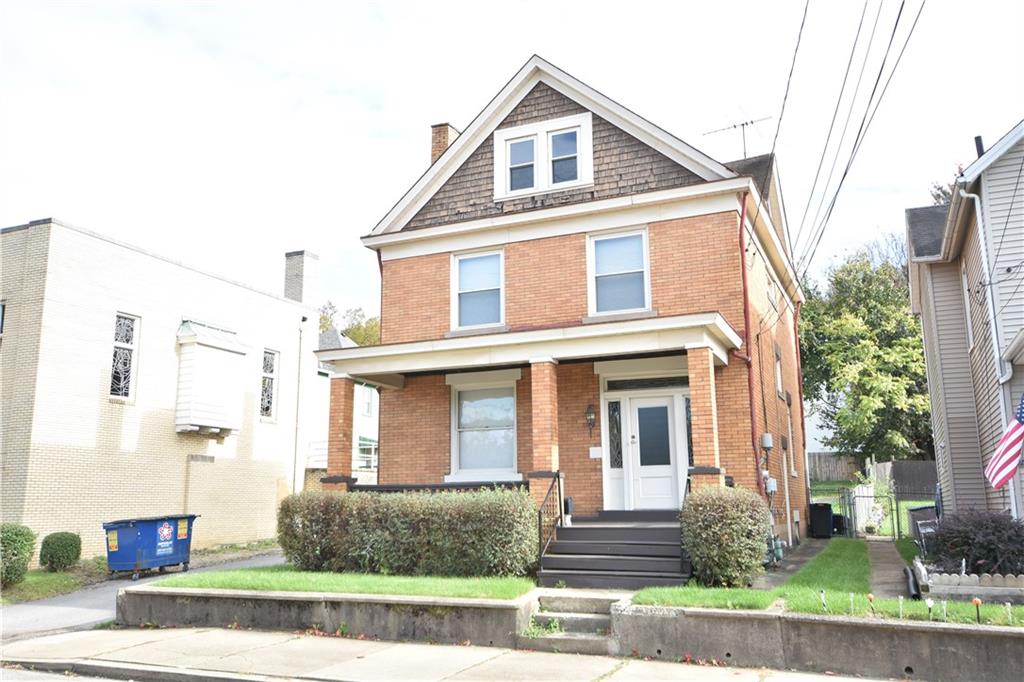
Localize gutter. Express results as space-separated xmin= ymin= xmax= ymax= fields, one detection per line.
xmin=738 ymin=192 xmax=766 ymax=497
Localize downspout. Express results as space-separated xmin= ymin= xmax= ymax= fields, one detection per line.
xmin=959 ymin=187 xmax=1020 ymax=518
xmin=794 ymin=300 xmax=811 ymax=509
xmin=291 ymin=315 xmax=306 ymax=494
xmin=737 ymin=192 xmax=766 ymax=496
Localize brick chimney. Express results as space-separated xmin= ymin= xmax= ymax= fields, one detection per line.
xmin=431 ymin=123 xmax=459 ymax=164
xmin=283 ymin=250 xmax=320 ymax=304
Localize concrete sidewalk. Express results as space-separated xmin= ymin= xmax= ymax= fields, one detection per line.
xmin=1 ymin=627 xmax=874 ymax=681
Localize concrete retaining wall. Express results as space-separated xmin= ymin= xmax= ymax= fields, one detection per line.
xmin=117 ymin=586 xmax=533 ymax=649
xmin=612 ymin=602 xmax=1024 ymax=682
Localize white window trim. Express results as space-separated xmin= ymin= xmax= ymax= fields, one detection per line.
xmin=450 ymin=249 xmax=505 ymax=332
xmin=260 ymin=349 xmax=279 ymax=422
xmin=961 ymin=262 xmax=975 ymax=350
xmin=586 ymin=227 xmax=652 ymax=318
xmin=109 ymin=312 xmax=140 ymax=402
xmin=492 ymin=112 xmax=593 ymax=200
xmin=774 ymin=350 xmax=784 ymax=399
xmin=361 ymin=384 xmax=374 ymax=417
xmin=445 ymin=370 xmax=521 ymax=483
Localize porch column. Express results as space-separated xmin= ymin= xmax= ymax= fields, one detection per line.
xmin=529 ymin=358 xmax=560 ymax=505
xmin=687 ymin=347 xmax=725 ymax=490
xmin=325 ymin=375 xmax=355 ymax=492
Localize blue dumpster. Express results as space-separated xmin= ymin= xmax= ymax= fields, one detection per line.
xmin=102 ymin=515 xmax=199 ymax=579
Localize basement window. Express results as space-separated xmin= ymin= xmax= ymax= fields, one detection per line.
xmin=492 ymin=113 xmax=593 ymax=200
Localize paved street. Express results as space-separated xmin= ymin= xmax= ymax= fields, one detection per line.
xmin=0 ymin=553 xmax=284 ymax=641
xmin=1 ymin=627 xmax=876 ymax=682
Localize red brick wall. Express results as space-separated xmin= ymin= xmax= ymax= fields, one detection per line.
xmin=556 ymin=363 xmax=603 ymax=516
xmin=377 ymin=374 xmax=450 ymax=484
xmin=380 ymin=252 xmax=449 ymax=344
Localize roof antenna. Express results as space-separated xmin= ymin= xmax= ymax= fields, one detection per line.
xmin=703 ymin=117 xmax=772 ymax=158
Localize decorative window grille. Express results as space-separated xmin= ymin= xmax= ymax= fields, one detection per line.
xmin=685 ymin=397 xmax=694 ymax=466
xmin=261 ymin=350 xmax=278 ymax=418
xmin=607 ymin=400 xmax=623 ymax=469
xmin=110 ymin=314 xmax=138 ymax=398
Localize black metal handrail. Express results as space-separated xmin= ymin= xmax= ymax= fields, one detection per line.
xmin=535 ymin=471 xmax=563 ymax=559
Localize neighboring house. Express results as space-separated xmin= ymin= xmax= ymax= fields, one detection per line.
xmin=0 ymin=218 xmax=327 ymax=559
xmin=316 ymin=57 xmax=808 ymax=587
xmin=906 ymin=119 xmax=1024 ymax=519
xmin=305 ymin=328 xmax=379 ymax=489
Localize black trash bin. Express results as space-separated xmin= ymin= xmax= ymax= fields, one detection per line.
xmin=809 ymin=503 xmax=833 ymax=539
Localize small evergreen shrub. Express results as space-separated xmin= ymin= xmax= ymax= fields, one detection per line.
xmin=278 ymin=488 xmax=538 ymax=577
xmin=1 ymin=523 xmax=36 ymax=587
xmin=39 ymin=532 xmax=82 ymax=572
xmin=930 ymin=510 xmax=1024 ymax=575
xmin=681 ymin=486 xmax=771 ymax=587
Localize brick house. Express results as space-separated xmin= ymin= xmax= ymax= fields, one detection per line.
xmin=317 ymin=57 xmax=809 ymax=586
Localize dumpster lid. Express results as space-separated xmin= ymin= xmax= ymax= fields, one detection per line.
xmin=102 ymin=514 xmax=199 ymax=528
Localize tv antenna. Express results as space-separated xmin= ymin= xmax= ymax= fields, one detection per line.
xmin=703 ymin=117 xmax=771 ymax=157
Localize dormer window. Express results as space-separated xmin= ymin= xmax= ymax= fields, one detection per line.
xmin=493 ymin=113 xmax=593 ymax=200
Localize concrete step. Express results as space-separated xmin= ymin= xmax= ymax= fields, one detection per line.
xmin=538 ymin=569 xmax=688 ymax=590
xmin=517 ymin=631 xmax=615 ymax=656
xmin=556 ymin=525 xmax=681 ymax=543
xmin=541 ymin=553 xmax=683 ymax=573
xmin=595 ymin=510 xmax=679 ymax=522
xmin=538 ymin=591 xmax=628 ymax=614
xmin=548 ymin=540 xmax=681 ymax=557
xmin=533 ymin=611 xmax=611 ymax=634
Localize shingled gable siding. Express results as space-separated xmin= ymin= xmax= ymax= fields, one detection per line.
xmin=403 ymin=82 xmax=705 ymax=231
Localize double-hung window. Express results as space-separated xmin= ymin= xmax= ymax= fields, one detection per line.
xmin=493 ymin=113 xmax=593 ymax=199
xmin=452 ymin=251 xmax=503 ymax=329
xmin=110 ymin=313 xmax=139 ymax=399
xmin=588 ymin=230 xmax=650 ymax=315
xmin=452 ymin=386 xmax=516 ymax=477
xmin=261 ymin=350 xmax=278 ymax=419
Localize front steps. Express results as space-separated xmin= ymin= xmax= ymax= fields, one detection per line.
xmin=538 ymin=511 xmax=689 ymax=589
xmin=517 ymin=590 xmax=627 ymax=655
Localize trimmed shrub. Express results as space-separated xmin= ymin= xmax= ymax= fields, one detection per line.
xmin=1 ymin=523 xmax=36 ymax=587
xmin=681 ymin=486 xmax=771 ymax=587
xmin=930 ymin=510 xmax=1024 ymax=575
xmin=278 ymin=488 xmax=538 ymax=577
xmin=39 ymin=532 xmax=82 ymax=572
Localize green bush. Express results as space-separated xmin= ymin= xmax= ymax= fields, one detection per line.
xmin=681 ymin=486 xmax=771 ymax=587
xmin=1 ymin=523 xmax=36 ymax=587
xmin=278 ymin=488 xmax=538 ymax=577
xmin=39 ymin=532 xmax=82 ymax=572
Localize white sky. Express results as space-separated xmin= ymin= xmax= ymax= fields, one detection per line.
xmin=2 ymin=1 xmax=1022 ymax=316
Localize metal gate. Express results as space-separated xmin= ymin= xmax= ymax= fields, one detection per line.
xmin=837 ymin=486 xmax=935 ymax=540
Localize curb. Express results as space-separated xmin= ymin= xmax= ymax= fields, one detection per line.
xmin=3 ymin=658 xmax=277 ymax=682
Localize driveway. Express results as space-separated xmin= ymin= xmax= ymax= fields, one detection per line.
xmin=0 ymin=552 xmax=284 ymax=641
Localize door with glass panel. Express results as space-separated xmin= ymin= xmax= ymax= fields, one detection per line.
xmin=628 ymin=396 xmax=679 ymax=509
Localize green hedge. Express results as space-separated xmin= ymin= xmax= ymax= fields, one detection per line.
xmin=39 ymin=532 xmax=82 ymax=572
xmin=681 ymin=486 xmax=771 ymax=587
xmin=1 ymin=523 xmax=36 ymax=587
xmin=278 ymin=488 xmax=538 ymax=577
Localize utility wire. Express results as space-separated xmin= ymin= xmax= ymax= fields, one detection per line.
xmin=989 ymin=152 xmax=1024 ymax=277
xmin=799 ymin=0 xmax=925 ymax=278
xmin=791 ymin=0 xmax=870 ymax=255
xmin=796 ymin=0 xmax=885 ymax=263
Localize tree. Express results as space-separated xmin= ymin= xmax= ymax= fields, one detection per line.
xmin=799 ymin=239 xmax=932 ymax=463
xmin=339 ymin=307 xmax=380 ymax=346
xmin=929 ymin=181 xmax=952 ymax=206
xmin=319 ymin=301 xmax=338 ymax=333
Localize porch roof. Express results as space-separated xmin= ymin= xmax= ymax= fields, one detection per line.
xmin=315 ymin=313 xmax=741 ymax=388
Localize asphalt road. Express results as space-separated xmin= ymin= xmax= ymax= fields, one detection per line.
xmin=0 ymin=553 xmax=284 ymax=642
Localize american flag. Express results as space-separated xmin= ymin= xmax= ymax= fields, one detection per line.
xmin=985 ymin=392 xmax=1024 ymax=490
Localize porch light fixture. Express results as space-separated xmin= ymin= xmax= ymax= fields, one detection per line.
xmin=584 ymin=404 xmax=596 ymax=436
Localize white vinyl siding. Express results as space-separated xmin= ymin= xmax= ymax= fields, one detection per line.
xmin=981 ymin=136 xmax=1024 ymax=352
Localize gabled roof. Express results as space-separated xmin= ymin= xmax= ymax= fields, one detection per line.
xmin=369 ymin=55 xmax=737 ymax=237
xmin=905 ymin=204 xmax=949 ymax=260
xmin=960 ymin=118 xmax=1024 ymax=184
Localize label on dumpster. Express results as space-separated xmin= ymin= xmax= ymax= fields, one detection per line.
xmin=156 ymin=521 xmax=174 ymax=556
xmin=177 ymin=519 xmax=188 ymax=539
xmin=107 ymin=529 xmax=118 ymax=552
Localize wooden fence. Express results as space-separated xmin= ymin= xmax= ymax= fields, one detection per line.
xmin=808 ymin=452 xmax=859 ymax=482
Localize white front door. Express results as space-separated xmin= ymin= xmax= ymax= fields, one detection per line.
xmin=628 ymin=397 xmax=679 ymax=509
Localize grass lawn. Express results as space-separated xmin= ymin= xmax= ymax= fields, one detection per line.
xmin=154 ymin=564 xmax=535 ymax=600
xmin=878 ymin=499 xmax=932 ymax=537
xmin=1 ymin=556 xmax=110 ymax=605
xmin=895 ymin=537 xmax=919 ymax=565
xmin=634 ymin=537 xmax=1024 ymax=627
xmin=809 ymin=479 xmax=856 ymax=512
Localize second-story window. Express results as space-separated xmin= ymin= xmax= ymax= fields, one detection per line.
xmin=453 ymin=251 xmax=503 ymax=329
xmin=261 ymin=350 xmax=278 ymax=419
xmin=589 ymin=230 xmax=650 ymax=315
xmin=110 ymin=313 xmax=139 ymax=399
